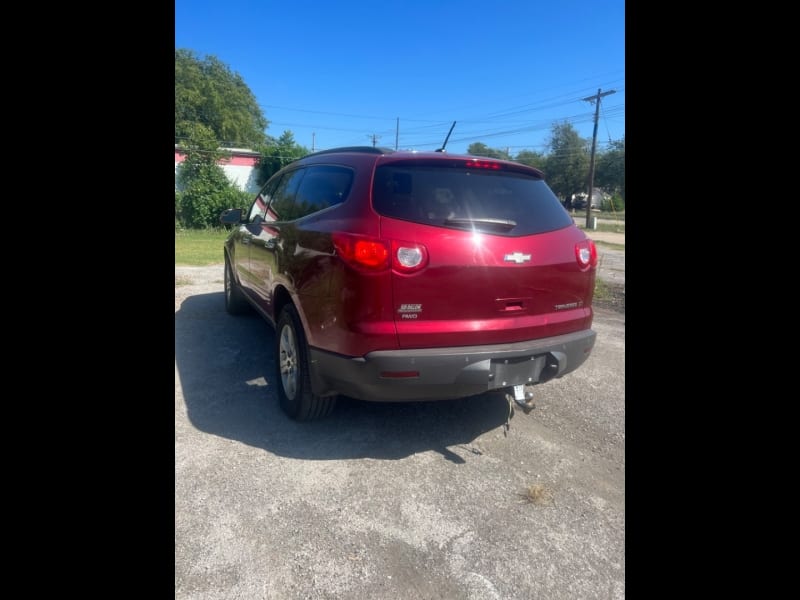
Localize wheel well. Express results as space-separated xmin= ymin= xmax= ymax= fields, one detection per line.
xmin=273 ymin=285 xmax=294 ymax=322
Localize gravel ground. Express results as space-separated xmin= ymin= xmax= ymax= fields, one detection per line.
xmin=175 ymin=257 xmax=625 ymax=599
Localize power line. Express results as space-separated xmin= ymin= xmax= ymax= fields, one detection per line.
xmin=260 ymin=82 xmax=625 ymax=131
xmin=178 ymin=94 xmax=624 ymax=154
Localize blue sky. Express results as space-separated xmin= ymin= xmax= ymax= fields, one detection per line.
xmin=175 ymin=0 xmax=624 ymax=156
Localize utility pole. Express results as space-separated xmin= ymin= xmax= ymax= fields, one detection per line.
xmin=368 ymin=133 xmax=381 ymax=147
xmin=312 ymin=132 xmax=315 ymax=152
xmin=582 ymin=88 xmax=616 ymax=229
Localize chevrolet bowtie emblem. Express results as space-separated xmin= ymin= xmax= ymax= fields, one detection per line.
xmin=504 ymin=252 xmax=531 ymax=264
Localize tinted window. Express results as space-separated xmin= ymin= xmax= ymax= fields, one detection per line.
xmin=265 ymin=165 xmax=353 ymax=221
xmin=293 ymin=165 xmax=353 ymax=218
xmin=268 ymin=169 xmax=306 ymax=221
xmin=249 ymin=175 xmax=283 ymax=222
xmin=372 ymin=165 xmax=572 ymax=235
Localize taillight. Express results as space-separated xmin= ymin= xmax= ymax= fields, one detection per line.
xmin=391 ymin=240 xmax=428 ymax=274
xmin=332 ymin=233 xmax=390 ymax=271
xmin=575 ymin=239 xmax=598 ymax=269
xmin=332 ymin=233 xmax=428 ymax=274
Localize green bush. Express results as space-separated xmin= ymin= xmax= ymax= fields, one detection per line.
xmin=175 ymin=191 xmax=183 ymax=230
xmin=176 ymin=163 xmax=251 ymax=229
xmin=601 ymin=194 xmax=625 ymax=212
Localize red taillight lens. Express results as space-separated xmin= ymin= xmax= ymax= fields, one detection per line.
xmin=392 ymin=240 xmax=428 ymax=274
xmin=332 ymin=233 xmax=390 ymax=271
xmin=354 ymin=240 xmax=388 ymax=267
xmin=464 ymin=159 xmax=501 ymax=170
xmin=575 ymin=239 xmax=598 ymax=269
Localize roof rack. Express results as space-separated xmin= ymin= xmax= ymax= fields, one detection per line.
xmin=306 ymin=146 xmax=395 ymax=157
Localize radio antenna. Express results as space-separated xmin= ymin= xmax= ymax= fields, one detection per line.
xmin=435 ymin=121 xmax=456 ymax=152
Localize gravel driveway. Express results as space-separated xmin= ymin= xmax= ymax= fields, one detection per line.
xmin=175 ymin=263 xmax=625 ymax=599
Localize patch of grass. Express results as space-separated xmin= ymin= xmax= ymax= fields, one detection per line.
xmin=576 ymin=222 xmax=625 ymax=234
xmin=594 ymin=278 xmax=610 ymax=297
xmin=175 ymin=228 xmax=230 ymax=266
xmin=593 ymin=278 xmax=625 ymax=312
xmin=519 ymin=484 xmax=553 ymax=506
xmin=594 ymin=278 xmax=623 ymax=302
xmin=597 ymin=223 xmax=625 ymax=233
xmin=175 ymin=275 xmax=193 ymax=286
xmin=594 ymin=241 xmax=625 ymax=251
xmin=570 ymin=210 xmax=624 ymax=220
xmin=598 ymin=210 xmax=625 ymax=221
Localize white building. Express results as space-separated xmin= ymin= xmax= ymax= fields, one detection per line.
xmin=174 ymin=146 xmax=262 ymax=194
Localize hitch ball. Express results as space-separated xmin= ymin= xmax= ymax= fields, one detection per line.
xmin=506 ymin=383 xmax=536 ymax=414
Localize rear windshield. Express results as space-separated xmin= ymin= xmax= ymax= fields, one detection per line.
xmin=372 ymin=164 xmax=573 ymax=235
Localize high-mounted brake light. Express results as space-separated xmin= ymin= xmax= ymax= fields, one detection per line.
xmin=464 ymin=159 xmax=502 ymax=170
xmin=575 ymin=239 xmax=598 ymax=269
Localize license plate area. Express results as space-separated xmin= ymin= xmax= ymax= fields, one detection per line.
xmin=489 ymin=355 xmax=546 ymax=389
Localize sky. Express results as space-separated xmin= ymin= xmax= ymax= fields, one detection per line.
xmin=175 ymin=0 xmax=624 ymax=157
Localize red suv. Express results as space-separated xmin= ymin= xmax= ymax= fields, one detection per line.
xmin=220 ymin=147 xmax=598 ymax=420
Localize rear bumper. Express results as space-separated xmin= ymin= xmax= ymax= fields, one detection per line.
xmin=308 ymin=329 xmax=596 ymax=402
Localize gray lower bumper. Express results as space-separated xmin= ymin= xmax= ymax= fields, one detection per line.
xmin=308 ymin=329 xmax=596 ymax=402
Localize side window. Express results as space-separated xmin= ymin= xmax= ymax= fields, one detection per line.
xmin=249 ymin=175 xmax=283 ymax=223
xmin=293 ymin=165 xmax=353 ymax=219
xmin=268 ymin=168 xmax=306 ymax=221
xmin=247 ymin=193 xmax=266 ymax=223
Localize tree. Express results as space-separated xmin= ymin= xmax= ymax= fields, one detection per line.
xmin=513 ymin=149 xmax=547 ymax=170
xmin=543 ymin=122 xmax=590 ymax=202
xmin=466 ymin=143 xmax=511 ymax=160
xmin=175 ymin=48 xmax=268 ymax=149
xmin=175 ymin=49 xmax=267 ymax=228
xmin=256 ymin=131 xmax=310 ymax=185
xmin=594 ymin=136 xmax=625 ymax=201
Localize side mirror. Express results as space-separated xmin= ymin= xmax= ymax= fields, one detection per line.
xmin=219 ymin=208 xmax=245 ymax=224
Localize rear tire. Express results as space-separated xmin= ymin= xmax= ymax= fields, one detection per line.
xmin=224 ymin=256 xmax=250 ymax=315
xmin=275 ymin=305 xmax=336 ymax=421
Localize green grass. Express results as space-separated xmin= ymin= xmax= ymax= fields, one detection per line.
xmin=593 ymin=277 xmax=625 ymax=312
xmin=175 ymin=228 xmax=229 ymax=265
xmin=570 ymin=209 xmax=625 ymax=220
xmin=574 ymin=219 xmax=625 ymax=234
xmin=583 ymin=223 xmax=625 ymax=234
xmin=597 ymin=210 xmax=625 ymax=221
xmin=593 ymin=241 xmax=625 ymax=251
xmin=594 ymin=278 xmax=613 ymax=300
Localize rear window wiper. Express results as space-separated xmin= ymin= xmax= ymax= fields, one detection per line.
xmin=444 ymin=217 xmax=517 ymax=232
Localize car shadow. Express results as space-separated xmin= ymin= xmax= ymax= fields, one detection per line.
xmin=175 ymin=291 xmax=511 ymax=463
